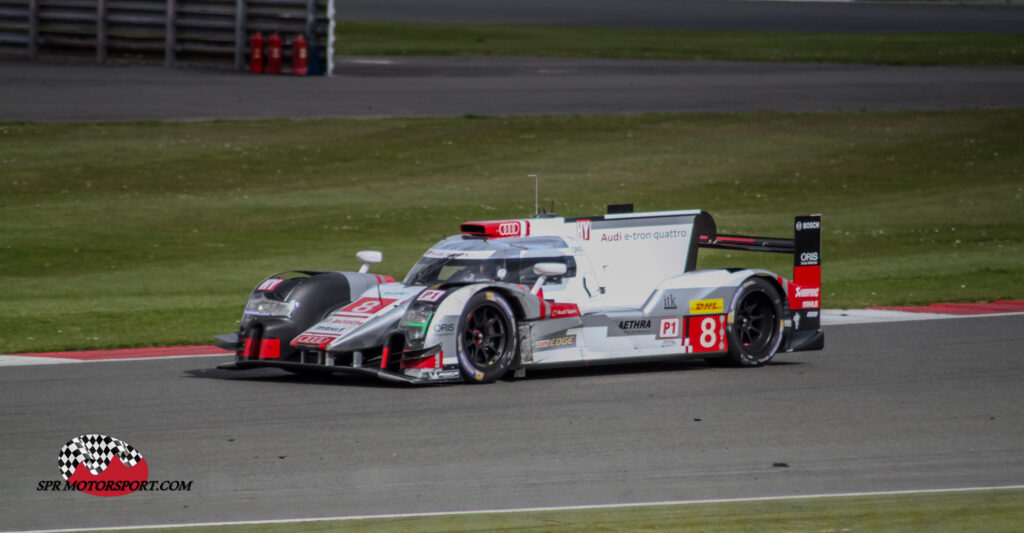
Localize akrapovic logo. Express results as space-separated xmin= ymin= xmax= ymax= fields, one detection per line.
xmin=799 ymin=252 xmax=819 ymax=265
xmin=795 ymin=287 xmax=820 ymax=298
xmin=796 ymin=220 xmax=820 ymax=231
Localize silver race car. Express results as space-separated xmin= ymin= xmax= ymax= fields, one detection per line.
xmin=217 ymin=205 xmax=823 ymax=383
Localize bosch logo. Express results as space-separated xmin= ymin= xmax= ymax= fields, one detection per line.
xmin=800 ymin=252 xmax=819 ymax=264
xmin=797 ymin=220 xmax=820 ymax=231
xmin=497 ymin=222 xmax=522 ymax=236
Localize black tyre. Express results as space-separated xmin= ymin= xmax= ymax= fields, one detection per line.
xmin=456 ymin=291 xmax=518 ymax=383
xmin=721 ymin=277 xmax=784 ymax=367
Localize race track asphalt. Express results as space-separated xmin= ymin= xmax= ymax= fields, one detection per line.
xmin=3 ymin=57 xmax=1024 ymax=122
xmin=2 ymin=315 xmax=1022 ymax=531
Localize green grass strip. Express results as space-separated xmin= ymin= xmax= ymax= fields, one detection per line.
xmin=39 ymin=487 xmax=1024 ymax=533
xmin=1 ymin=110 xmax=1022 ymax=353
xmin=335 ymin=21 xmax=1024 ymax=65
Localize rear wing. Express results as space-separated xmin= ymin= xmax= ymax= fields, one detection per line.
xmin=697 ymin=214 xmax=821 ymax=260
xmin=699 ymin=214 xmax=822 ymax=332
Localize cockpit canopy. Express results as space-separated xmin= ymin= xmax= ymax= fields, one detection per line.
xmin=404 ymin=235 xmax=577 ymax=286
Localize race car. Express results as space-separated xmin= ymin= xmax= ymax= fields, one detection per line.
xmin=216 ymin=205 xmax=823 ymax=384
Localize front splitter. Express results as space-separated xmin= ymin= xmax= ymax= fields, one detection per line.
xmin=217 ymin=359 xmax=421 ymax=384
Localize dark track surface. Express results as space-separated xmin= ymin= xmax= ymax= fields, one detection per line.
xmin=3 ymin=58 xmax=1024 ymax=122
xmin=336 ymin=0 xmax=1024 ymax=34
xmin=2 ymin=315 xmax=1022 ymax=531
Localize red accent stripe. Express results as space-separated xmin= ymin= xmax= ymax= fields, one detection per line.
xmin=400 ymin=352 xmax=438 ymax=369
xmin=11 ymin=345 xmax=231 ymax=361
xmin=380 ymin=346 xmax=390 ymax=369
xmin=258 ymin=338 xmax=281 ymax=359
xmin=868 ymin=301 xmax=1024 ymax=315
xmin=547 ymin=302 xmax=581 ymax=319
xmin=717 ymin=236 xmax=757 ymax=243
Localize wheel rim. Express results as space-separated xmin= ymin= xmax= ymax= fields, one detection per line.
xmin=736 ymin=291 xmax=777 ymax=356
xmin=462 ymin=303 xmax=508 ymax=368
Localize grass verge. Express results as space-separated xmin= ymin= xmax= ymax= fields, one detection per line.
xmin=1 ymin=110 xmax=1022 ymax=353
xmin=335 ymin=21 xmax=1024 ymax=65
xmin=47 ymin=487 xmax=1024 ymax=533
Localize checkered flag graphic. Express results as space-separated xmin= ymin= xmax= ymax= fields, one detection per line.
xmin=58 ymin=434 xmax=143 ymax=480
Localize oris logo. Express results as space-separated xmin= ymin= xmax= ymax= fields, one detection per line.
xmin=800 ymin=252 xmax=819 ymax=265
xmin=796 ymin=220 xmax=820 ymax=231
xmin=497 ymin=222 xmax=523 ymax=236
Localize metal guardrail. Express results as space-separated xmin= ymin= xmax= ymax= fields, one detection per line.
xmin=0 ymin=0 xmax=330 ymax=72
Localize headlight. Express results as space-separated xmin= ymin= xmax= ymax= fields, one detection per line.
xmin=243 ymin=295 xmax=299 ymax=318
xmin=400 ymin=303 xmax=434 ymax=344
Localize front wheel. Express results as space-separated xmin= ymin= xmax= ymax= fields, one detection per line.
xmin=456 ymin=291 xmax=518 ymax=383
xmin=720 ymin=277 xmax=784 ymax=367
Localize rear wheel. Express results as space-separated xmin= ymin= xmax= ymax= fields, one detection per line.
xmin=718 ymin=277 xmax=784 ymax=367
xmin=456 ymin=292 xmax=517 ymax=383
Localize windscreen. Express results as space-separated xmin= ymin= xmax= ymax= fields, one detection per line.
xmin=404 ymin=257 xmax=575 ymax=286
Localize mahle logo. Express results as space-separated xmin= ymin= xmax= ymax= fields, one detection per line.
xmin=58 ymin=434 xmax=149 ymax=497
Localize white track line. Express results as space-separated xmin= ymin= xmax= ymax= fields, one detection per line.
xmin=822 ymin=309 xmax=1024 ymax=326
xmin=6 ymin=485 xmax=1024 ymax=533
xmin=0 ymin=353 xmax=229 ymax=366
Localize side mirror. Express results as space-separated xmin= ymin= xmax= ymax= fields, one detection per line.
xmin=357 ymin=250 xmax=383 ymax=273
xmin=533 ymin=263 xmax=567 ymax=277
xmin=531 ymin=262 xmax=567 ymax=295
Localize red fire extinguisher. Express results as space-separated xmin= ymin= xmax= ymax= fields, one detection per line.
xmin=265 ymin=31 xmax=282 ymax=74
xmin=250 ymin=32 xmax=264 ymax=74
xmin=291 ymin=34 xmax=308 ymax=76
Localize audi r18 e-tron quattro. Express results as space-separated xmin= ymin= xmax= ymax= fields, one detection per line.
xmin=217 ymin=205 xmax=823 ymax=383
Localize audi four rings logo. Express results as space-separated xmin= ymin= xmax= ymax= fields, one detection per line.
xmin=497 ymin=222 xmax=522 ymax=236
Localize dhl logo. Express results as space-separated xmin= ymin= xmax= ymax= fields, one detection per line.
xmin=689 ymin=298 xmax=724 ymax=315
